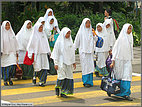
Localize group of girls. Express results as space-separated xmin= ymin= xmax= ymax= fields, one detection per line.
xmin=1 ymin=8 xmax=134 ymax=100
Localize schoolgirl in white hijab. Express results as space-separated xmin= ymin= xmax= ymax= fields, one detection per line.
xmin=44 ymin=16 xmax=55 ymax=39
xmin=27 ymin=23 xmax=51 ymax=87
xmin=44 ymin=8 xmax=60 ymax=33
xmin=74 ymin=18 xmax=96 ymax=88
xmin=34 ymin=17 xmax=45 ymax=28
xmin=16 ymin=20 xmax=33 ymax=79
xmin=51 ymin=27 xmax=76 ymax=98
xmin=95 ymin=23 xmax=109 ymax=76
xmin=111 ymin=23 xmax=133 ymax=101
xmin=104 ymin=19 xmax=116 ymax=50
xmin=1 ymin=20 xmax=19 ymax=86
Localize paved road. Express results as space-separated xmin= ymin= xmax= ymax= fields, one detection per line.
xmin=1 ymin=47 xmax=141 ymax=106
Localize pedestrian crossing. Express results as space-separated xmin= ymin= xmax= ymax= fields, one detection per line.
xmin=1 ymin=72 xmax=141 ymax=106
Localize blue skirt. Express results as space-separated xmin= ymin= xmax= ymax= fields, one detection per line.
xmin=82 ymin=73 xmax=93 ymax=86
xmin=115 ymin=80 xmax=131 ymax=97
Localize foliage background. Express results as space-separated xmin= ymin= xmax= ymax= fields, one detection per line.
xmin=1 ymin=1 xmax=141 ymax=46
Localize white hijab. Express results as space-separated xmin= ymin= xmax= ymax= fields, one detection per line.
xmin=44 ymin=16 xmax=55 ymax=32
xmin=95 ymin=23 xmax=109 ymax=52
xmin=74 ymin=18 xmax=94 ymax=53
xmin=51 ymin=27 xmax=75 ymax=66
xmin=27 ymin=23 xmax=51 ymax=54
xmin=112 ymin=23 xmax=133 ymax=61
xmin=44 ymin=8 xmax=58 ymax=27
xmin=34 ymin=17 xmax=45 ymax=27
xmin=104 ymin=19 xmax=116 ymax=48
xmin=1 ymin=21 xmax=18 ymax=54
xmin=16 ymin=20 xmax=33 ymax=51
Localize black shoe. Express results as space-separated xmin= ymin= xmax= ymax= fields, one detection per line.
xmin=9 ymin=81 xmax=13 ymax=86
xmin=61 ymin=93 xmax=68 ymax=98
xmin=123 ymin=96 xmax=133 ymax=101
xmin=22 ymin=76 xmax=28 ymax=80
xmin=55 ymin=88 xmax=60 ymax=96
xmin=4 ymin=82 xmax=9 ymax=86
xmin=107 ymin=92 xmax=111 ymax=97
xmin=32 ymin=79 xmax=36 ymax=85
xmin=39 ymin=83 xmax=45 ymax=87
xmin=84 ymin=84 xmax=91 ymax=88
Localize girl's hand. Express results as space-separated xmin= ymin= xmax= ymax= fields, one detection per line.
xmin=54 ymin=65 xmax=58 ymax=70
xmin=53 ymin=27 xmax=57 ymax=31
xmin=110 ymin=60 xmax=115 ymax=68
xmin=73 ymin=63 xmax=76 ymax=70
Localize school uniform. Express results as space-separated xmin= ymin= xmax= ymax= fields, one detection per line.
xmin=104 ymin=19 xmax=116 ymax=50
xmin=44 ymin=8 xmax=60 ymax=33
xmin=51 ymin=27 xmax=75 ymax=96
xmin=112 ymin=23 xmax=133 ymax=99
xmin=16 ymin=20 xmax=34 ymax=79
xmin=74 ymin=18 xmax=97 ymax=87
xmin=27 ymin=23 xmax=51 ymax=86
xmin=1 ymin=21 xmax=19 ymax=85
xmin=95 ymin=23 xmax=109 ymax=76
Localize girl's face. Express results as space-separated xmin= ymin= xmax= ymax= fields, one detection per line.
xmin=104 ymin=10 xmax=109 ymax=17
xmin=65 ymin=31 xmax=71 ymax=39
xmin=97 ymin=25 xmax=102 ymax=32
xmin=5 ymin=22 xmax=10 ymax=30
xmin=41 ymin=21 xmax=45 ymax=25
xmin=50 ymin=19 xmax=54 ymax=24
xmin=85 ymin=20 xmax=91 ymax=28
xmin=48 ymin=11 xmax=52 ymax=16
xmin=38 ymin=25 xmax=43 ymax=32
xmin=109 ymin=49 xmax=112 ymax=55
xmin=27 ymin=22 xmax=32 ymax=29
xmin=127 ymin=25 xmax=132 ymax=34
xmin=106 ymin=24 xmax=110 ymax=28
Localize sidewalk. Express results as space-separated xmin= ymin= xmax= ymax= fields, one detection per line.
xmin=74 ymin=46 xmax=141 ymax=73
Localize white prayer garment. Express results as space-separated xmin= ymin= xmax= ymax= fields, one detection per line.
xmin=27 ymin=23 xmax=51 ymax=71
xmin=74 ymin=18 xmax=96 ymax=75
xmin=51 ymin=27 xmax=75 ymax=80
xmin=1 ymin=21 xmax=19 ymax=67
xmin=95 ymin=23 xmax=110 ymax=68
xmin=104 ymin=19 xmax=116 ymax=49
xmin=112 ymin=23 xmax=133 ymax=81
xmin=44 ymin=8 xmax=60 ymax=33
xmin=16 ymin=20 xmax=33 ymax=64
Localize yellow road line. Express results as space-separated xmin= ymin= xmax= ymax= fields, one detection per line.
xmin=9 ymin=85 xmax=141 ymax=105
xmin=1 ymin=72 xmax=83 ymax=86
xmin=1 ymin=79 xmax=100 ymax=96
xmin=1 ymin=73 xmax=140 ymax=86
xmin=93 ymin=101 xmax=141 ymax=106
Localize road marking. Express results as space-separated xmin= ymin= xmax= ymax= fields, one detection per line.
xmin=9 ymin=85 xmax=140 ymax=105
xmin=1 ymin=100 xmax=11 ymax=103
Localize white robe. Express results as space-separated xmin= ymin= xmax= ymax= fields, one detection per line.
xmin=1 ymin=21 xmax=18 ymax=67
xmin=16 ymin=20 xmax=33 ymax=64
xmin=51 ymin=27 xmax=75 ymax=80
xmin=27 ymin=23 xmax=51 ymax=71
xmin=95 ymin=23 xmax=109 ymax=68
xmin=112 ymin=23 xmax=133 ymax=81
xmin=104 ymin=19 xmax=116 ymax=49
xmin=74 ymin=18 xmax=96 ymax=75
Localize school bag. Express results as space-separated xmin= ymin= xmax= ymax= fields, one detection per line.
xmin=23 ymin=51 xmax=34 ymax=65
xmin=15 ymin=58 xmax=23 ymax=79
xmin=100 ymin=70 xmax=121 ymax=96
xmin=92 ymin=29 xmax=104 ymax=48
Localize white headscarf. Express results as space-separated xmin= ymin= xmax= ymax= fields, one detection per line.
xmin=74 ymin=18 xmax=94 ymax=53
xmin=112 ymin=23 xmax=133 ymax=61
xmin=34 ymin=17 xmax=45 ymax=27
xmin=104 ymin=19 xmax=116 ymax=49
xmin=1 ymin=21 xmax=18 ymax=54
xmin=44 ymin=16 xmax=55 ymax=32
xmin=27 ymin=23 xmax=51 ymax=54
xmin=51 ymin=27 xmax=75 ymax=66
xmin=16 ymin=20 xmax=33 ymax=51
xmin=44 ymin=8 xmax=58 ymax=27
xmin=95 ymin=23 xmax=109 ymax=52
